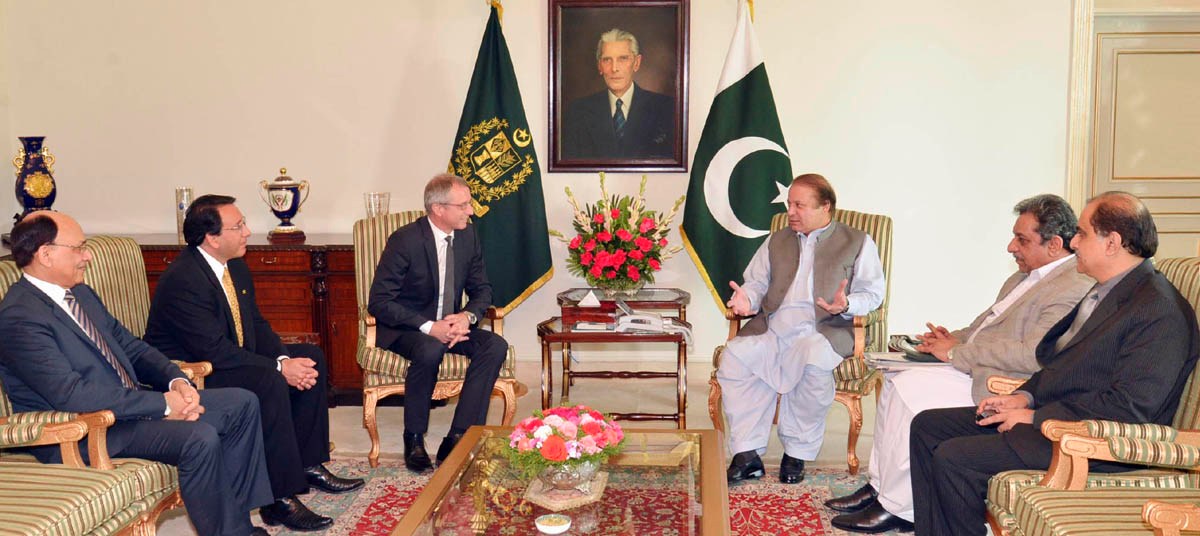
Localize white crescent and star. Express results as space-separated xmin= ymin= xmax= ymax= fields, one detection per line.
xmin=702 ymin=136 xmax=790 ymax=239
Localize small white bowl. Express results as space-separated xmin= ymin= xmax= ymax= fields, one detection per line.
xmin=535 ymin=513 xmax=572 ymax=534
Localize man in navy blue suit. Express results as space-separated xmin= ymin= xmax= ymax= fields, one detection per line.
xmin=0 ymin=211 xmax=273 ymax=536
xmin=562 ymin=28 xmax=675 ymax=160
xmin=367 ymin=173 xmax=508 ymax=473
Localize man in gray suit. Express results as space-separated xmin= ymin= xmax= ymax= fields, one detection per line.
xmin=910 ymin=191 xmax=1199 ymax=535
xmin=827 ymin=194 xmax=1093 ymax=533
xmin=0 ymin=212 xmax=273 ymax=536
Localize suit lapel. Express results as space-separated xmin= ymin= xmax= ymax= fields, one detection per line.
xmin=186 ymin=247 xmax=240 ymax=344
xmin=17 ymin=280 xmax=136 ymax=384
xmin=988 ymin=259 xmax=1077 ymax=327
xmin=1056 ymin=260 xmax=1152 ymax=354
xmin=20 ymin=279 xmax=102 ymax=357
xmin=419 ymin=217 xmax=440 ymax=303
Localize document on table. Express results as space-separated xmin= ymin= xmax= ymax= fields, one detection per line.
xmin=866 ymin=351 xmax=953 ymax=371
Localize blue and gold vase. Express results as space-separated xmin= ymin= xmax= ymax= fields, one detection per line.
xmin=258 ymin=167 xmax=310 ymax=244
xmin=12 ymin=136 xmax=57 ymax=220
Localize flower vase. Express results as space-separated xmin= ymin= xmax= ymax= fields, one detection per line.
xmin=597 ymin=281 xmax=645 ymax=299
xmin=538 ymin=460 xmax=600 ymax=492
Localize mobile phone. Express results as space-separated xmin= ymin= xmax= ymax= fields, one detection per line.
xmin=976 ymin=410 xmax=996 ymax=421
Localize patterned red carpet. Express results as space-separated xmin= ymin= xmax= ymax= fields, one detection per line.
xmin=264 ymin=458 xmax=903 ymax=535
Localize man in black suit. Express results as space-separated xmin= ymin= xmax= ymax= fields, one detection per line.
xmin=145 ymin=195 xmax=363 ymax=532
xmin=367 ymin=173 xmax=508 ymax=472
xmin=561 ymin=28 xmax=675 ymax=160
xmin=909 ymin=191 xmax=1200 ymax=536
xmin=0 ymin=212 xmax=273 ymax=536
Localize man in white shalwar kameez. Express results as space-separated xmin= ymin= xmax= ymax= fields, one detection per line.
xmin=719 ymin=174 xmax=885 ymax=485
xmin=827 ymin=194 xmax=1093 ymax=534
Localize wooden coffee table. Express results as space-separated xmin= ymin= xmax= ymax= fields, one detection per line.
xmin=392 ymin=425 xmax=730 ymax=535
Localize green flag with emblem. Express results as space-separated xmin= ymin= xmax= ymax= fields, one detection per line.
xmin=448 ymin=4 xmax=552 ymax=316
xmin=680 ymin=0 xmax=792 ymax=313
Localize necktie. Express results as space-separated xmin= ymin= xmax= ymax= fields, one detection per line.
xmin=63 ymin=290 xmax=136 ymax=389
xmin=1056 ymin=287 xmax=1101 ymax=351
xmin=442 ymin=235 xmax=455 ymax=320
xmin=613 ymin=98 xmax=626 ymax=137
xmin=222 ymin=268 xmax=245 ymax=347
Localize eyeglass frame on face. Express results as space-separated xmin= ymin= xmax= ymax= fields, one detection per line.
xmin=45 ymin=240 xmax=90 ymax=253
xmin=221 ymin=220 xmax=248 ymax=233
xmin=437 ymin=201 xmax=472 ymax=211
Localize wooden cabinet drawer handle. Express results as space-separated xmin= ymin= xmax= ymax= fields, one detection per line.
xmin=261 ymin=257 xmax=278 ymax=265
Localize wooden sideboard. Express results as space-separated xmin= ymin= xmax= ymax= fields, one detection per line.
xmin=133 ymin=234 xmax=363 ymax=402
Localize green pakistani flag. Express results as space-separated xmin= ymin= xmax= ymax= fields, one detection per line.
xmin=448 ymin=5 xmax=552 ymax=316
xmin=681 ymin=0 xmax=793 ymax=313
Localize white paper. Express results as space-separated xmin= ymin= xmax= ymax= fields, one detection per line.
xmin=578 ymin=290 xmax=602 ymax=307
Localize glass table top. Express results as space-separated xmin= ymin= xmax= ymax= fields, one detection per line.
xmin=396 ymin=427 xmax=726 ymax=535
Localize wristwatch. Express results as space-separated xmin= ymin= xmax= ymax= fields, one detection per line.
xmin=464 ymin=311 xmax=477 ymax=324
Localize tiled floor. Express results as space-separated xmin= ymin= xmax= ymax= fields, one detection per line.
xmin=159 ymin=358 xmax=880 ymax=534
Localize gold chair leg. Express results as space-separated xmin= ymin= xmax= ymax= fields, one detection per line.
xmin=708 ymin=374 xmax=725 ymax=434
xmin=493 ymin=380 xmax=518 ymax=426
xmin=363 ymin=387 xmax=382 ymax=468
xmin=835 ymin=391 xmax=863 ymax=475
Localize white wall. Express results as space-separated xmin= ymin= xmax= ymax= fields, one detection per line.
xmin=3 ymin=0 xmax=1073 ymax=362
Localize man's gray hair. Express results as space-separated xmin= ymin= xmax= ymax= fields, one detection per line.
xmin=423 ymin=173 xmax=469 ymax=213
xmin=1013 ymin=194 xmax=1078 ymax=253
xmin=596 ymin=28 xmax=640 ymax=60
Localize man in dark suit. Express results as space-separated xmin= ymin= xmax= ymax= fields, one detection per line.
xmin=0 ymin=212 xmax=273 ymax=536
xmin=561 ymin=28 xmax=675 ymax=160
xmin=909 ymin=191 xmax=1200 ymax=536
xmin=144 ymin=195 xmax=363 ymax=532
xmin=367 ymin=173 xmax=508 ymax=472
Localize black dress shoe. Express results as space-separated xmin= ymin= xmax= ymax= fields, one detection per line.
xmin=830 ymin=500 xmax=914 ymax=534
xmin=825 ymin=483 xmax=878 ymax=513
xmin=779 ymin=453 xmax=805 ymax=484
xmin=304 ymin=464 xmax=365 ymax=494
xmin=726 ymin=451 xmax=765 ymax=484
xmin=436 ymin=432 xmax=464 ymax=465
xmin=259 ymin=496 xmax=333 ymax=532
xmin=404 ymin=432 xmax=432 ymax=472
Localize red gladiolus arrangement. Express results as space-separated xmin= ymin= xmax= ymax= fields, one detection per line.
xmin=550 ymin=173 xmax=685 ymax=291
xmin=504 ymin=404 xmax=625 ymax=479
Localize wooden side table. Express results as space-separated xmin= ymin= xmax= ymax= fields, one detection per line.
xmin=537 ymin=317 xmax=690 ymax=428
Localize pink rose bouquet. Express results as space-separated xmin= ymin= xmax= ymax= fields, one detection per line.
xmin=549 ymin=173 xmax=685 ymax=291
xmin=503 ymin=404 xmax=625 ymax=478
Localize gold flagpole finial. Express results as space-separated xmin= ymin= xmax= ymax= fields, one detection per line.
xmin=489 ymin=0 xmax=503 ymax=24
xmin=746 ymin=0 xmax=754 ymax=23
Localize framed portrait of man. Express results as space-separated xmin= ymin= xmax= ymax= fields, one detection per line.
xmin=549 ymin=0 xmax=689 ymax=172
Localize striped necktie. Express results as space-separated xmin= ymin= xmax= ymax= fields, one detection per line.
xmin=442 ymin=235 xmax=455 ymax=319
xmin=63 ymin=289 xmax=136 ymax=389
xmin=613 ymin=98 xmax=626 ymax=138
xmin=222 ymin=268 xmax=245 ymax=347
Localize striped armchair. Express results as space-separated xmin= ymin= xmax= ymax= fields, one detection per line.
xmin=353 ymin=211 xmax=522 ymax=467
xmin=0 ymin=257 xmax=190 ymax=536
xmin=985 ymin=257 xmax=1200 ymax=536
xmin=707 ymin=209 xmax=893 ymax=474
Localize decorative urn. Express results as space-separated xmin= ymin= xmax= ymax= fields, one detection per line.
xmin=258 ymin=167 xmax=310 ymax=244
xmin=12 ymin=136 xmax=57 ymax=219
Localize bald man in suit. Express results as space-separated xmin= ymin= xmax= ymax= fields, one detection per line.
xmin=909 ymin=192 xmax=1200 ymax=536
xmin=0 ymin=212 xmax=272 ymax=536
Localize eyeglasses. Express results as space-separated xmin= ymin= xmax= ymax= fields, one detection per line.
xmin=46 ymin=240 xmax=90 ymax=252
xmin=438 ymin=201 xmax=472 ymax=211
xmin=222 ymin=221 xmax=248 ymax=233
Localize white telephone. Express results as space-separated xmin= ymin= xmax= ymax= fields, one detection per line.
xmin=616 ymin=313 xmax=666 ymax=333
xmin=613 ymin=298 xmax=668 ymax=333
